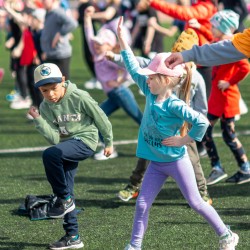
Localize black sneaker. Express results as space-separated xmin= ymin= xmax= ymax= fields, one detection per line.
xmin=49 ymin=235 xmax=84 ymax=249
xmin=47 ymin=197 xmax=75 ymax=218
xmin=225 ymin=171 xmax=250 ymax=184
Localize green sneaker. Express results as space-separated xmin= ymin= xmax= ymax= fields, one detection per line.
xmin=117 ymin=184 xmax=139 ymax=202
xmin=202 ymin=194 xmax=213 ymax=205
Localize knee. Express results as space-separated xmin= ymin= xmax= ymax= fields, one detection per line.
xmin=42 ymin=147 xmax=61 ymax=164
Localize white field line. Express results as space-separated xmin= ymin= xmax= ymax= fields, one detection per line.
xmin=1 ymin=130 xmax=250 ymax=154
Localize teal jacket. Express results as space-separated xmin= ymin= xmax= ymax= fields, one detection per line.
xmin=34 ymin=81 xmax=113 ymax=151
xmin=121 ymin=49 xmax=209 ymax=162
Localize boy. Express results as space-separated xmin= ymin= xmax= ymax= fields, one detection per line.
xmin=28 ymin=63 xmax=113 ymax=249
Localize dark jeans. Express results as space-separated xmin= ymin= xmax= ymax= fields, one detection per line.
xmin=42 ymin=139 xmax=94 ymax=236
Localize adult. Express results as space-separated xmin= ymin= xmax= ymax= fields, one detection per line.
xmin=165 ymin=28 xmax=250 ymax=68
xmin=41 ymin=0 xmax=77 ymax=80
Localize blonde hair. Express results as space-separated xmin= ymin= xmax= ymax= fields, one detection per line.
xmin=155 ymin=63 xmax=192 ymax=136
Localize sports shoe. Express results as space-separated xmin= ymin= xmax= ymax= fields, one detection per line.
xmin=84 ymin=77 xmax=102 ymax=90
xmin=124 ymin=244 xmax=141 ymax=250
xmin=206 ymin=166 xmax=228 ymax=186
xmin=10 ymin=96 xmax=32 ymax=109
xmin=225 ymin=170 xmax=250 ymax=185
xmin=219 ymin=228 xmax=239 ymax=250
xmin=49 ymin=234 xmax=84 ymax=249
xmin=93 ymin=147 xmax=118 ymax=160
xmin=47 ymin=197 xmax=75 ymax=219
xmin=202 ymin=194 xmax=213 ymax=205
xmin=118 ymin=184 xmax=139 ymax=202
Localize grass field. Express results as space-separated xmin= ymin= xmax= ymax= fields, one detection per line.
xmin=1 ymin=26 xmax=250 ymax=250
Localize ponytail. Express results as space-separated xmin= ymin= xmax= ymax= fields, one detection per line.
xmin=179 ymin=63 xmax=192 ymax=137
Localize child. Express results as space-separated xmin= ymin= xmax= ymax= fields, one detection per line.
xmin=201 ymin=10 xmax=250 ymax=185
xmin=28 ymin=63 xmax=113 ymax=249
xmin=117 ymin=16 xmax=238 ymax=250
xmin=84 ymin=6 xmax=143 ymax=160
xmin=109 ymin=28 xmax=212 ymax=204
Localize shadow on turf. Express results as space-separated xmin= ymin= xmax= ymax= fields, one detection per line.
xmin=0 ymin=240 xmax=47 ymax=250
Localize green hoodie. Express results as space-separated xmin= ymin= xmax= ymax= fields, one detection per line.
xmin=33 ymin=81 xmax=113 ymax=151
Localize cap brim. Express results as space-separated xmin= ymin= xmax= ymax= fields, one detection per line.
xmin=91 ymin=37 xmax=104 ymax=45
xmin=137 ymin=68 xmax=156 ymax=76
xmin=35 ymin=77 xmax=62 ymax=88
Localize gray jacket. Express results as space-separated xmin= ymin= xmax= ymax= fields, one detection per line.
xmin=41 ymin=8 xmax=78 ymax=59
xmin=181 ymin=40 xmax=246 ymax=67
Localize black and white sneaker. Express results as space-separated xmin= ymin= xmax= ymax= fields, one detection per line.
xmin=47 ymin=197 xmax=75 ymax=219
xmin=49 ymin=235 xmax=84 ymax=249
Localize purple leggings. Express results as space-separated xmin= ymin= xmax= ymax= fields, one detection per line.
xmin=130 ymin=156 xmax=228 ymax=249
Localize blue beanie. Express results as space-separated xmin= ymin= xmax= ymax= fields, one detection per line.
xmin=210 ymin=10 xmax=239 ymax=35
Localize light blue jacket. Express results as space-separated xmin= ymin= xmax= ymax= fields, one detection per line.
xmin=121 ymin=49 xmax=209 ymax=162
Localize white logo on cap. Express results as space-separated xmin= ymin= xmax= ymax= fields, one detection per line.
xmin=40 ymin=66 xmax=51 ymax=76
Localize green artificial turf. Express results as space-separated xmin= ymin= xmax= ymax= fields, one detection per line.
xmin=0 ymin=24 xmax=250 ymax=250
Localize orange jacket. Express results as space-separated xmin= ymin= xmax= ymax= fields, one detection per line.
xmin=232 ymin=28 xmax=250 ymax=58
xmin=208 ymin=59 xmax=250 ymax=118
xmin=150 ymin=0 xmax=217 ymax=45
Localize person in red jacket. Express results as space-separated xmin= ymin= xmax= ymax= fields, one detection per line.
xmin=200 ymin=10 xmax=250 ymax=186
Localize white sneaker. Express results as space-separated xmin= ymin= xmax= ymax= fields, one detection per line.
xmin=84 ymin=78 xmax=102 ymax=90
xmin=93 ymin=148 xmax=118 ymax=160
xmin=10 ymin=96 xmax=32 ymax=109
xmin=219 ymin=229 xmax=239 ymax=250
xmin=124 ymin=244 xmax=141 ymax=250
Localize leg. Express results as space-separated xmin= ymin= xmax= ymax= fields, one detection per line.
xmin=203 ymin=114 xmax=228 ymax=185
xmin=118 ymin=158 xmax=149 ymax=202
xmin=186 ymin=141 xmax=211 ymax=203
xmin=130 ymin=158 xmax=149 ymax=187
xmin=202 ymin=113 xmax=220 ymax=167
xmin=109 ymin=86 xmax=143 ymax=125
xmin=221 ymin=116 xmax=250 ymax=184
xmin=63 ymin=160 xmax=78 ymax=236
xmin=171 ymin=156 xmax=228 ymax=236
xmin=42 ymin=139 xmax=94 ymax=199
xmin=130 ymin=162 xmax=167 ymax=249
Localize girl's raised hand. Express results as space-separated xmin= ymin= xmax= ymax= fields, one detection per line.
xmin=117 ymin=16 xmax=124 ymax=40
xmin=117 ymin=16 xmax=129 ymax=50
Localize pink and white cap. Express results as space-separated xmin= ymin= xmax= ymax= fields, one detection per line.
xmin=138 ymin=53 xmax=185 ymax=77
xmin=91 ymin=28 xmax=117 ymax=47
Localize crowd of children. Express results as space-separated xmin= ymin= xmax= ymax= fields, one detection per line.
xmin=0 ymin=0 xmax=250 ymax=249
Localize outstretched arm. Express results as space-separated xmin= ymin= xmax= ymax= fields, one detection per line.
xmin=165 ymin=40 xmax=247 ymax=68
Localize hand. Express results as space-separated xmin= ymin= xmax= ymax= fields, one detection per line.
xmin=84 ymin=6 xmax=95 ymax=17
xmin=148 ymin=16 xmax=157 ymax=28
xmin=107 ymin=80 xmax=119 ymax=87
xmin=105 ymin=51 xmax=115 ymax=61
xmin=28 ymin=106 xmax=40 ymax=119
xmin=188 ymin=18 xmax=201 ymax=29
xmin=162 ymin=136 xmax=186 ymax=147
xmin=51 ymin=32 xmax=61 ymax=49
xmin=136 ymin=0 xmax=151 ymax=12
xmin=217 ymin=80 xmax=230 ymax=91
xmin=117 ymin=16 xmax=129 ymax=50
xmin=165 ymin=52 xmax=184 ymax=69
xmin=104 ymin=146 xmax=114 ymax=157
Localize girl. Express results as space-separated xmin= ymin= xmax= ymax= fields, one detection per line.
xmin=117 ymin=16 xmax=239 ymax=250
xmin=84 ymin=6 xmax=143 ymax=160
